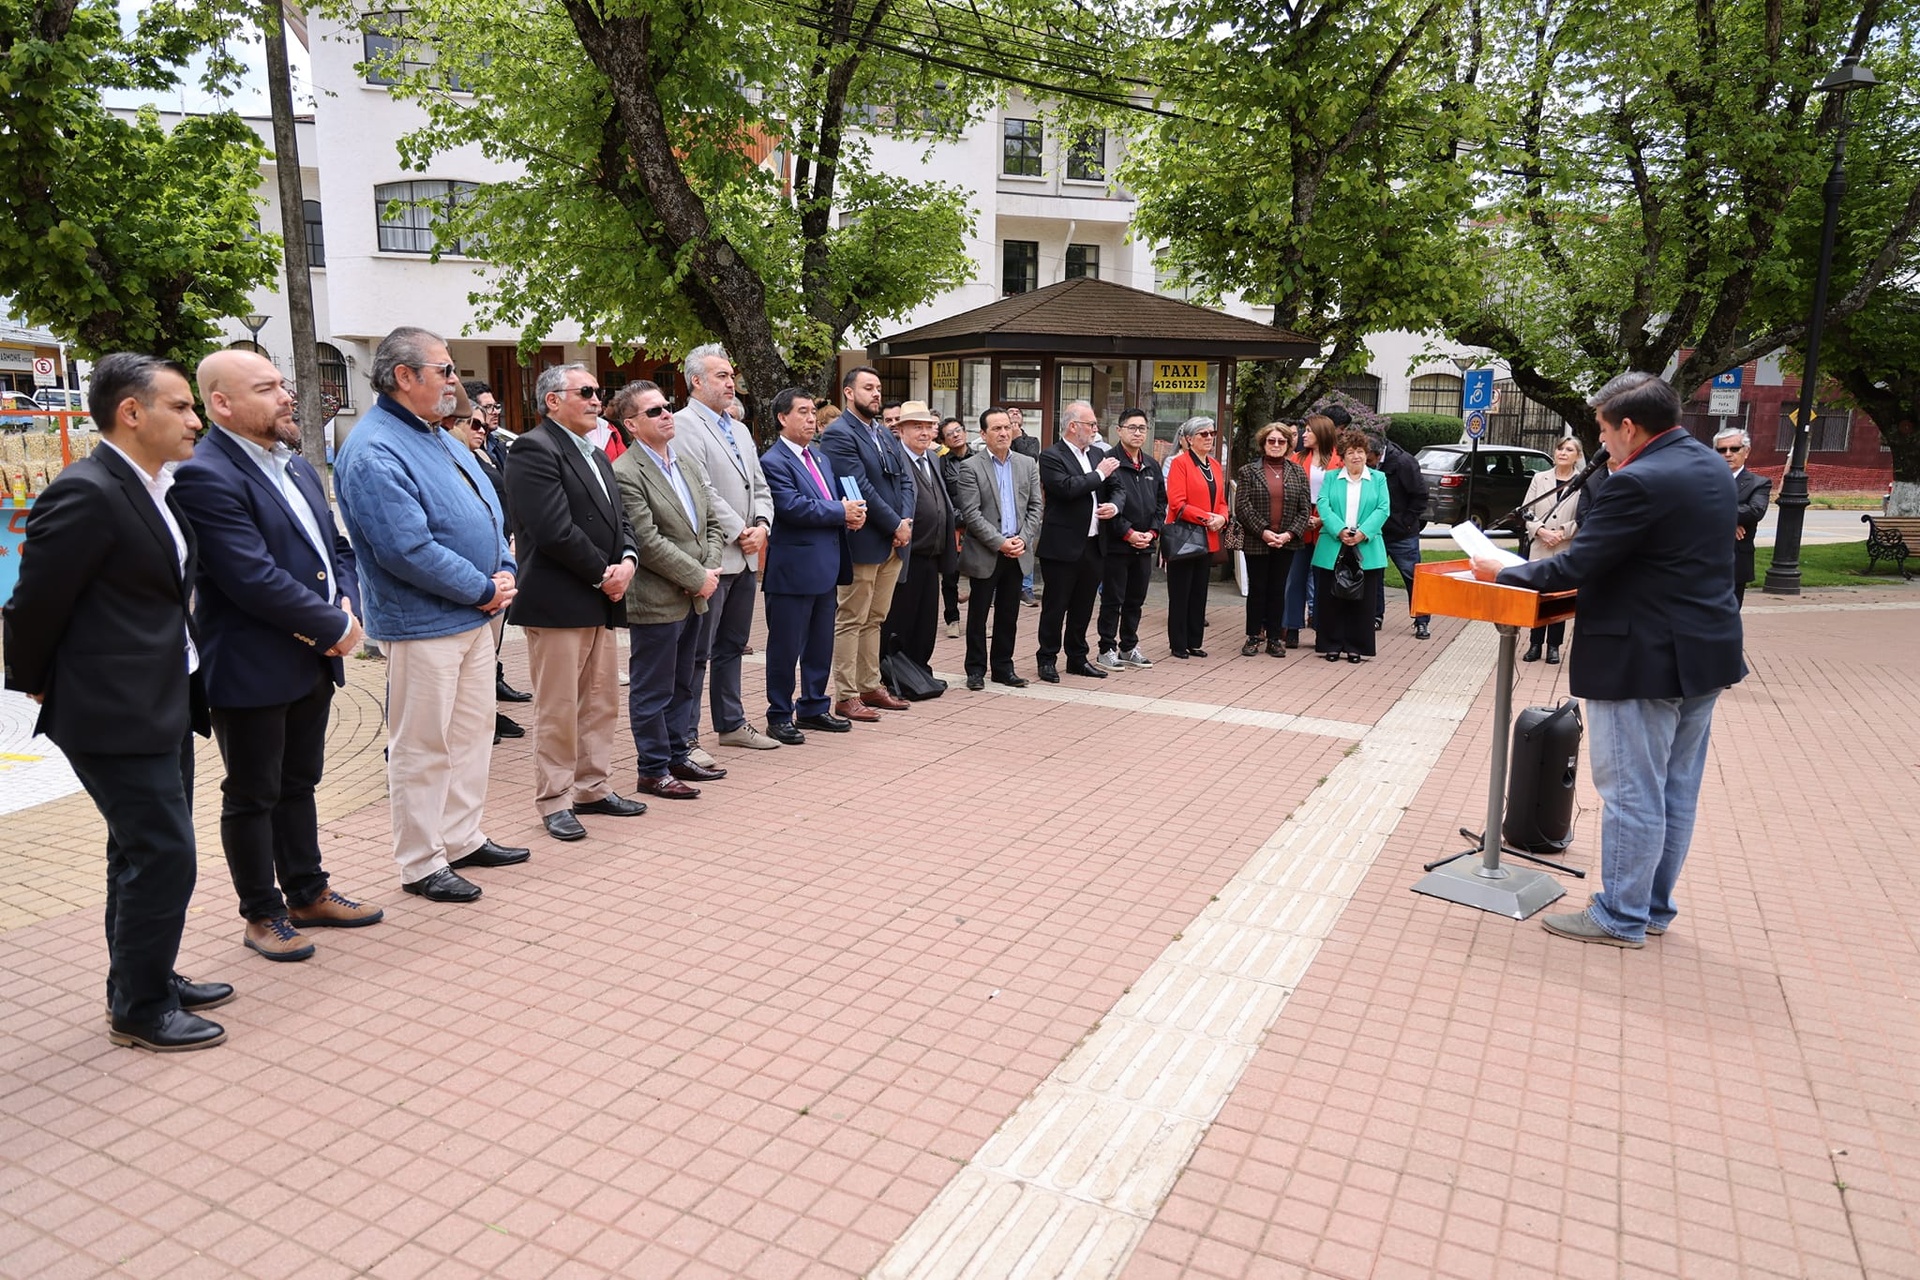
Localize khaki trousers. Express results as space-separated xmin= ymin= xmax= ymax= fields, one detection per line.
xmin=385 ymin=625 xmax=496 ymax=884
xmin=832 ymin=554 xmax=903 ymax=701
xmin=523 ymin=625 xmax=619 ymax=817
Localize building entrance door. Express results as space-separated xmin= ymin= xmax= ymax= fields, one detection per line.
xmin=487 ymin=344 xmax=563 ymax=433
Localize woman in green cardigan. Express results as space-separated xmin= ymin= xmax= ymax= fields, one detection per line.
xmin=1311 ymin=427 xmax=1391 ymax=661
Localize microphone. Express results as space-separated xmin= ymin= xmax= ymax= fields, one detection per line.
xmin=1499 ymin=445 xmax=1609 ymax=529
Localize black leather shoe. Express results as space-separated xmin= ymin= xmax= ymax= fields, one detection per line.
xmin=671 ymin=759 xmax=728 ymax=782
xmin=575 ymin=793 xmax=648 ymax=817
xmin=1545 ymin=645 xmax=1562 ymax=664
xmin=1037 ymin=660 xmax=1060 ymax=684
xmin=542 ymin=811 xmax=588 ymax=841
xmin=403 ymin=868 xmax=483 ymax=902
xmin=796 ymin=713 xmax=853 ymax=733
xmin=173 ymin=975 xmax=235 ymax=1012
xmin=109 ymin=1008 xmax=226 ymax=1052
xmin=766 ymin=721 xmax=807 ymax=746
xmin=1188 ymin=647 xmax=1208 ymax=658
xmin=1523 ymin=643 xmax=1543 ymax=662
xmin=1284 ymin=629 xmax=1300 ymax=649
xmin=451 ymin=839 xmax=531 ymax=868
xmin=1414 ymin=620 xmax=1431 ymax=640
xmin=109 ymin=973 xmax=236 ymax=1018
xmin=1066 ymin=659 xmax=1108 ymax=679
xmin=494 ymin=713 xmax=524 ymax=739
xmin=991 ymin=671 xmax=1029 ymax=688
xmin=965 ymin=673 xmax=985 ymax=691
xmin=496 ymin=679 xmax=532 ymax=703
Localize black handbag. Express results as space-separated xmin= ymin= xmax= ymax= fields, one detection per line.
xmin=881 ymin=650 xmax=947 ymax=701
xmin=1332 ymin=542 xmax=1365 ymax=600
xmin=1162 ymin=517 xmax=1211 ymax=561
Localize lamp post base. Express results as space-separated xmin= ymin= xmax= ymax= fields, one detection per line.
xmin=1412 ymin=858 xmax=1567 ymax=920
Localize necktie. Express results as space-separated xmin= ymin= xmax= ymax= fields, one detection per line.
xmin=804 ymin=449 xmax=832 ymax=499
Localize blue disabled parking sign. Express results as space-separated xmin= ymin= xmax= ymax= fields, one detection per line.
xmin=1461 ymin=368 xmax=1495 ymax=413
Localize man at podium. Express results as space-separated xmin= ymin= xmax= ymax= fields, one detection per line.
xmin=1472 ymin=372 xmax=1744 ymax=948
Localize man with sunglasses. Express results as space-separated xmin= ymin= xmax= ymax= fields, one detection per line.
xmin=502 ymin=364 xmax=646 ymax=842
xmin=334 ymin=328 xmax=527 ymax=904
xmin=1714 ymin=427 xmax=1771 ymax=606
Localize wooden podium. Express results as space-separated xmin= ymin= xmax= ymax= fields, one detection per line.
xmin=1408 ymin=560 xmax=1579 ymax=919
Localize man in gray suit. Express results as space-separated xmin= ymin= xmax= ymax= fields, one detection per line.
xmin=610 ymin=381 xmax=728 ymax=800
xmin=671 ymin=343 xmax=780 ymax=755
xmin=953 ymin=407 xmax=1043 ymax=691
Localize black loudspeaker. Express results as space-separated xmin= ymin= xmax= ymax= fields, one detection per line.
xmin=1504 ymin=699 xmax=1582 ymax=853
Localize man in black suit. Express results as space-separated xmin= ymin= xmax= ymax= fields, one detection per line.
xmin=172 ymin=350 xmax=383 ymax=966
xmin=1474 ymin=372 xmax=1745 ymax=948
xmin=2 ymin=353 xmax=230 ymax=1051
xmin=1035 ymin=400 xmax=1120 ymax=682
xmin=882 ymin=401 xmax=956 ymax=670
xmin=1714 ymin=426 xmax=1772 ymax=606
xmin=503 ymin=363 xmax=648 ymax=842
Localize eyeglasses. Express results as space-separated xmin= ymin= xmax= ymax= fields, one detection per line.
xmin=410 ymin=362 xmax=458 ymax=380
xmin=632 ymin=404 xmax=673 ymax=420
xmin=1191 ymin=430 xmax=1217 ymax=439
xmin=567 ymin=387 xmax=604 ymax=402
xmin=1715 ymin=445 xmax=1744 ymax=454
xmin=1119 ymin=422 xmax=1147 ymax=431
xmin=478 ymin=403 xmax=501 ymax=414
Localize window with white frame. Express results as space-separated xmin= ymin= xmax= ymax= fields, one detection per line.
xmin=374 ymin=180 xmax=479 ymax=255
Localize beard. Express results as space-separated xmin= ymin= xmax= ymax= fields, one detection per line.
xmin=270 ymin=413 xmax=302 ymax=448
xmin=434 ymin=388 xmax=458 ymax=418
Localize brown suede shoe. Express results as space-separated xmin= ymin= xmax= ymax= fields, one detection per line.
xmin=861 ymin=687 xmax=910 ymax=711
xmin=244 ymin=916 xmax=315 ymax=962
xmin=287 ymin=890 xmax=384 ymax=929
xmin=835 ymin=698 xmax=882 ymax=722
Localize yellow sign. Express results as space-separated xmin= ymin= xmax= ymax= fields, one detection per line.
xmin=931 ymin=359 xmax=959 ymax=391
xmin=1152 ymin=360 xmax=1209 ymax=394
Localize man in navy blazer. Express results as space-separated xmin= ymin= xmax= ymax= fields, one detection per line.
xmin=817 ymin=365 xmax=914 ymax=723
xmin=173 ymin=350 xmax=384 ymax=965
xmin=1474 ymin=372 xmax=1745 ymax=948
xmin=761 ymin=387 xmax=866 ymax=744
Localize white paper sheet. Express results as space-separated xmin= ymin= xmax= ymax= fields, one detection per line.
xmin=1449 ymin=521 xmax=1524 ymax=568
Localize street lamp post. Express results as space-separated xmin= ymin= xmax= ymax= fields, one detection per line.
xmin=240 ymin=312 xmax=271 ymax=354
xmin=1764 ymin=55 xmax=1877 ymax=596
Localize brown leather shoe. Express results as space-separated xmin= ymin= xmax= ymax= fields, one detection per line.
xmin=636 ymin=774 xmax=701 ymax=799
xmin=834 ymin=698 xmax=881 ymax=723
xmin=861 ymin=688 xmax=910 ymax=711
xmin=287 ymin=890 xmax=384 ymax=929
xmin=670 ymin=759 xmax=727 ymax=782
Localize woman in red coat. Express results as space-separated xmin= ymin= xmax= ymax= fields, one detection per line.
xmin=1162 ymin=416 xmax=1231 ymax=658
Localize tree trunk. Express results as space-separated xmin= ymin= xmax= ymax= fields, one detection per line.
xmin=260 ymin=0 xmax=325 ymax=471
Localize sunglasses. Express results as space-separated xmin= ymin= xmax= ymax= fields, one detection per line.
xmin=566 ymin=386 xmax=604 ymax=401
xmin=411 ymin=362 xmax=458 ymax=380
xmin=1715 ymin=445 xmax=1744 ymax=454
xmin=632 ymin=404 xmax=673 ymax=420
xmin=1191 ymin=430 xmax=1217 ymax=438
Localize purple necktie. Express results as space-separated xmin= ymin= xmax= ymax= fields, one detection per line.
xmin=804 ymin=449 xmax=831 ymax=499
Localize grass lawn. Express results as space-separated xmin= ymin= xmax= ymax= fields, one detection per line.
xmin=1386 ymin=540 xmax=1910 ymax=591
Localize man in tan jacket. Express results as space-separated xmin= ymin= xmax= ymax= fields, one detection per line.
xmin=609 ymin=380 xmax=727 ymax=800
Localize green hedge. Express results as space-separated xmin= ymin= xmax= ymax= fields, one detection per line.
xmin=1386 ymin=413 xmax=1464 ymax=453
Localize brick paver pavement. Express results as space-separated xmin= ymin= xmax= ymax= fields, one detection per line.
xmin=1 ymin=580 xmax=1915 ymax=1278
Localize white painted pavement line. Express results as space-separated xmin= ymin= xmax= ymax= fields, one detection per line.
xmin=744 ymin=649 xmax=1370 ymax=740
xmin=870 ymin=621 xmax=1502 ymax=1280
xmin=1740 ymin=598 xmax=1920 ymax=613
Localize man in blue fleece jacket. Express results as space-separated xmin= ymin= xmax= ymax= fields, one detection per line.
xmin=333 ymin=327 xmax=528 ymax=904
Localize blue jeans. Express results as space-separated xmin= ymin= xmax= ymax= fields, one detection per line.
xmin=1376 ymin=533 xmax=1427 ymax=624
xmin=1282 ymin=542 xmax=1314 ymax=630
xmin=1584 ymin=692 xmax=1720 ymax=940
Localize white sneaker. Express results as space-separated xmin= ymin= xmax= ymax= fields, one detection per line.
xmin=717 ymin=724 xmax=781 ymax=750
xmin=1096 ymin=649 xmax=1125 ymax=671
xmin=617 ymin=668 xmax=630 ymax=686
xmin=1122 ymin=648 xmax=1154 ymax=669
xmin=946 ymin=621 xmax=960 ymax=639
xmin=687 ymin=746 xmax=719 ymax=769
